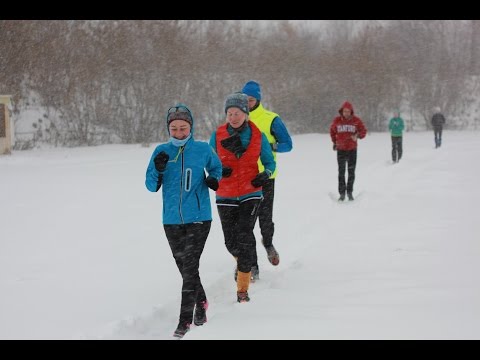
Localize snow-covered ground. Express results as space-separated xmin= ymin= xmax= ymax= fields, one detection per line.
xmin=1 ymin=131 xmax=479 ymax=339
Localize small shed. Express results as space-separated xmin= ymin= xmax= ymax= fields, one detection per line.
xmin=0 ymin=95 xmax=13 ymax=155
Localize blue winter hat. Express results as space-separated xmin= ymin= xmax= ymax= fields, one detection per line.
xmin=225 ymin=92 xmax=249 ymax=115
xmin=242 ymin=80 xmax=262 ymax=101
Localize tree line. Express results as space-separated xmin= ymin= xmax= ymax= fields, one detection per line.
xmin=0 ymin=20 xmax=479 ymax=148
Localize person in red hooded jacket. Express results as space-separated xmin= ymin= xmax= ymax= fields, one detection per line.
xmin=330 ymin=101 xmax=367 ymax=201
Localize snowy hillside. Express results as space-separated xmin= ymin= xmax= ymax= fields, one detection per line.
xmin=1 ymin=131 xmax=479 ymax=339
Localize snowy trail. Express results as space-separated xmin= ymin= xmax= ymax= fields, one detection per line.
xmin=1 ymin=131 xmax=480 ymax=339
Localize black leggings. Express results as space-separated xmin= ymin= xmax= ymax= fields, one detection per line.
xmin=337 ymin=149 xmax=357 ymax=195
xmin=257 ymin=179 xmax=275 ymax=247
xmin=164 ymin=221 xmax=211 ymax=324
xmin=391 ymin=136 xmax=403 ymax=162
xmin=434 ymin=127 xmax=443 ymax=147
xmin=217 ymin=197 xmax=262 ymax=273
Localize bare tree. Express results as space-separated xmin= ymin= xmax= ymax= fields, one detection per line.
xmin=3 ymin=20 xmax=478 ymax=147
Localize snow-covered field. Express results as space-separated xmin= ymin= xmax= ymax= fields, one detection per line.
xmin=1 ymin=131 xmax=479 ymax=339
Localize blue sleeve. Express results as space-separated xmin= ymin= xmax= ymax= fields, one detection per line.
xmin=145 ymin=147 xmax=162 ymax=192
xmin=209 ymin=132 xmax=217 ymax=152
xmin=271 ymin=116 xmax=293 ymax=153
xmin=206 ymin=145 xmax=222 ymax=180
xmin=260 ymin=133 xmax=276 ymax=176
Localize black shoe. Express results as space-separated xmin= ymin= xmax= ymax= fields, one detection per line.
xmin=338 ymin=194 xmax=345 ymax=201
xmin=173 ymin=322 xmax=191 ymax=338
xmin=237 ymin=291 xmax=250 ymax=303
xmin=347 ymin=192 xmax=354 ymax=201
xmin=265 ymin=245 xmax=280 ymax=266
xmin=194 ymin=300 xmax=208 ymax=326
xmin=251 ymin=265 xmax=260 ymax=282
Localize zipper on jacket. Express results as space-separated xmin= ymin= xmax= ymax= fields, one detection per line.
xmin=179 ymin=146 xmax=185 ymax=224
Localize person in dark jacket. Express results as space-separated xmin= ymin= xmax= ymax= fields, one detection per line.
xmin=431 ymin=107 xmax=446 ymax=148
xmin=241 ymin=80 xmax=293 ymax=281
xmin=209 ymin=93 xmax=275 ymax=303
xmin=388 ymin=110 xmax=405 ymax=163
xmin=145 ymin=104 xmax=222 ymax=338
xmin=330 ymin=101 xmax=367 ymax=201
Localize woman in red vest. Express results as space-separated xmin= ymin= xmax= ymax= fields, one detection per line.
xmin=209 ymin=93 xmax=276 ymax=303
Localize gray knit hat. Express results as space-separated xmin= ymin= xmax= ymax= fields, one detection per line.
xmin=224 ymin=92 xmax=249 ymax=115
xmin=166 ymin=104 xmax=194 ymax=127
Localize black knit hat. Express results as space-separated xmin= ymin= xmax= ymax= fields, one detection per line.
xmin=166 ymin=104 xmax=193 ymax=127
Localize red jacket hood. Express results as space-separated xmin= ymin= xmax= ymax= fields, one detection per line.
xmin=339 ymin=101 xmax=354 ymax=116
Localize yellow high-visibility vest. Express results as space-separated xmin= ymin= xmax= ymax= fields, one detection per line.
xmin=249 ymin=103 xmax=279 ymax=178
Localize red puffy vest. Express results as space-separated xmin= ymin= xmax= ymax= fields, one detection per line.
xmin=216 ymin=122 xmax=262 ymax=198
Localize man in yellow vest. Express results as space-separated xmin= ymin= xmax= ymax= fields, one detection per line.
xmin=242 ymin=80 xmax=293 ymax=281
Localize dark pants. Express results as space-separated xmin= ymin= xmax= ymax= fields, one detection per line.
xmin=337 ymin=149 xmax=357 ymax=195
xmin=217 ymin=198 xmax=262 ymax=273
xmin=252 ymin=179 xmax=275 ymax=267
xmin=391 ymin=136 xmax=403 ymax=162
xmin=434 ymin=127 xmax=443 ymax=148
xmin=164 ymin=221 xmax=211 ymax=324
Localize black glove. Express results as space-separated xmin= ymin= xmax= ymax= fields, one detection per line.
xmin=154 ymin=151 xmax=169 ymax=172
xmin=222 ymin=166 xmax=233 ymax=178
xmin=155 ymin=174 xmax=163 ymax=192
xmin=333 ymin=144 xmax=337 ymax=151
xmin=251 ymin=172 xmax=270 ymax=188
xmin=220 ymin=133 xmax=245 ymax=158
xmin=205 ymin=176 xmax=219 ymax=191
